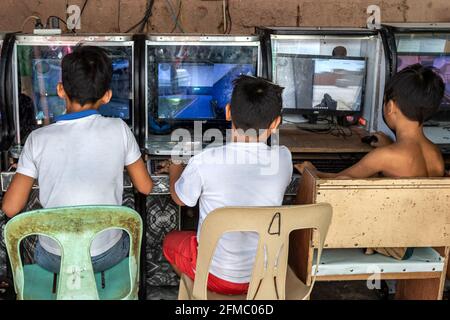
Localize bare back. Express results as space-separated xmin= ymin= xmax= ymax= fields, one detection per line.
xmin=378 ymin=137 xmax=444 ymax=178
xmin=336 ymin=134 xmax=445 ymax=179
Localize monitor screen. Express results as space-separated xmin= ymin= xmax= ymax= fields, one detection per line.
xmin=157 ymin=62 xmax=255 ymax=120
xmin=148 ymin=44 xmax=259 ymax=124
xmin=275 ymin=54 xmax=366 ymax=114
xmin=17 ymin=44 xmax=132 ymax=130
xmin=397 ymin=54 xmax=450 ymax=109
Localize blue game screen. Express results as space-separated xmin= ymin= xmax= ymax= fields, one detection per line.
xmin=18 ymin=45 xmax=133 ymax=127
xmin=157 ymin=62 xmax=255 ymax=120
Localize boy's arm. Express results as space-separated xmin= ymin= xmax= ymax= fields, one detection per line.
xmin=169 ymin=159 xmax=203 ymax=207
xmin=126 ymin=158 xmax=153 ymax=195
xmin=169 ymin=163 xmax=186 ymax=206
xmin=296 ymin=148 xmax=389 ymax=179
xmin=1 ymin=173 xmax=34 ymax=218
xmin=336 ymin=148 xmax=388 ymax=178
xmin=295 ymin=162 xmax=342 ymax=178
xmin=122 ymin=122 xmax=153 ymax=195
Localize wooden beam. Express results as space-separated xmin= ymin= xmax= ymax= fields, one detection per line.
xmin=316 ymin=271 xmax=442 ymax=282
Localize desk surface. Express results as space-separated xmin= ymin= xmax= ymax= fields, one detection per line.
xmin=279 ymin=125 xmax=372 ymax=154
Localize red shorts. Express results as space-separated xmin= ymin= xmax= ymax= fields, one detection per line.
xmin=163 ymin=230 xmax=249 ymax=295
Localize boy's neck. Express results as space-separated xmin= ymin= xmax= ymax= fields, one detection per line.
xmin=395 ymin=122 xmax=425 ymax=142
xmin=66 ymin=101 xmax=100 ymax=114
xmin=230 ymin=127 xmax=269 ymax=143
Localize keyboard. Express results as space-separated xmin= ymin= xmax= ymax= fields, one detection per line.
xmin=299 ymin=157 xmax=363 ymax=173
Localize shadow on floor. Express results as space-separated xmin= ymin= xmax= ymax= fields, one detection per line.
xmin=310 ymin=281 xmax=389 ymax=300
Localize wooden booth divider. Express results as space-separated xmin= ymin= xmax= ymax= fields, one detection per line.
xmin=289 ymin=169 xmax=450 ymax=300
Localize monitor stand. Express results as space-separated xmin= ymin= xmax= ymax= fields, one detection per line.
xmin=282 ymin=114 xmax=309 ymax=124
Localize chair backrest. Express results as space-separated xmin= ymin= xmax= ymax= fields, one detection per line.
xmin=192 ymin=204 xmax=332 ymax=300
xmin=4 ymin=205 xmax=142 ymax=300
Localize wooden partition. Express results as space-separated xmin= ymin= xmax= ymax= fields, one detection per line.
xmin=289 ymin=169 xmax=450 ymax=300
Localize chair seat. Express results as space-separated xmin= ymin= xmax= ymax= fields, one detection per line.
xmin=22 ymin=258 xmax=131 ymax=300
xmin=312 ymin=248 xmax=445 ymax=277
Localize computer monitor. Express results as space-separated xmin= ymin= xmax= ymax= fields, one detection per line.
xmin=16 ymin=42 xmax=133 ymax=130
xmin=274 ymin=54 xmax=367 ymax=116
xmin=397 ymin=54 xmax=450 ymax=110
xmin=148 ymin=43 xmax=259 ymax=128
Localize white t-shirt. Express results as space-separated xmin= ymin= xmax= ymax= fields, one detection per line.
xmin=16 ymin=113 xmax=142 ymax=256
xmin=175 ymin=142 xmax=293 ymax=283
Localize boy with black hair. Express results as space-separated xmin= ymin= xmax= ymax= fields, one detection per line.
xmin=162 ymin=75 xmax=293 ymax=295
xmin=296 ymin=64 xmax=445 ymax=260
xmin=2 ymin=46 xmax=153 ymax=273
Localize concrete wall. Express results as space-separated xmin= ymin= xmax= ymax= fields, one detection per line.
xmin=0 ymin=0 xmax=449 ymax=35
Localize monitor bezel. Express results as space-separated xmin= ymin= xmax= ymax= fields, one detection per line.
xmin=275 ymin=53 xmax=367 ymax=117
xmin=154 ymin=60 xmax=258 ymax=123
xmin=12 ymin=36 xmax=135 ymax=145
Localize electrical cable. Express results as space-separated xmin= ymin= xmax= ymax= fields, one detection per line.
xmin=46 ymin=16 xmax=68 ymax=27
xmin=139 ymin=0 xmax=154 ymax=33
xmin=125 ymin=0 xmax=155 ymax=33
xmin=117 ymin=0 xmax=121 ymax=32
xmin=222 ymin=0 xmax=226 ymax=33
xmin=21 ymin=16 xmax=41 ymax=32
xmin=72 ymin=0 xmax=90 ymax=33
xmin=294 ymin=116 xmax=354 ymax=138
xmin=225 ymin=0 xmax=232 ymax=34
xmin=173 ymin=0 xmax=184 ymax=32
xmin=167 ymin=0 xmax=185 ymax=33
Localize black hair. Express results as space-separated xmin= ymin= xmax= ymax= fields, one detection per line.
xmin=332 ymin=46 xmax=347 ymax=57
xmin=230 ymin=75 xmax=284 ymax=131
xmin=61 ymin=45 xmax=113 ymax=106
xmin=19 ymin=94 xmax=38 ymax=141
xmin=384 ymin=63 xmax=445 ymax=124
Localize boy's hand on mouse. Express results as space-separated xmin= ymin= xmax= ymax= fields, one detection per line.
xmin=294 ymin=161 xmax=317 ymax=175
xmin=371 ymin=132 xmax=393 ymax=148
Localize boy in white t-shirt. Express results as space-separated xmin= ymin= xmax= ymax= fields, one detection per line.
xmin=163 ymin=75 xmax=293 ymax=295
xmin=2 ymin=46 xmax=153 ymax=273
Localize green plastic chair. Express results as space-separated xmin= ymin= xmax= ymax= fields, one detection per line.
xmin=4 ymin=206 xmax=143 ymax=300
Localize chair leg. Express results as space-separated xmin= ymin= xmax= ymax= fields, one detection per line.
xmin=52 ymin=273 xmax=58 ymax=294
xmin=178 ymin=277 xmax=190 ymax=300
xmin=178 ymin=284 xmax=188 ymax=300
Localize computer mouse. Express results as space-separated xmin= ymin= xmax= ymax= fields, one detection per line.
xmin=361 ymin=135 xmax=378 ymax=144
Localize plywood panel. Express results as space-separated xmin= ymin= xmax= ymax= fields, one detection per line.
xmin=289 ymin=169 xmax=316 ymax=283
xmin=316 ymin=272 xmax=442 ymax=281
xmin=312 ymin=177 xmax=450 ymax=248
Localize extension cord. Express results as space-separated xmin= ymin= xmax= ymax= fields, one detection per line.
xmin=33 ymin=28 xmax=62 ymax=35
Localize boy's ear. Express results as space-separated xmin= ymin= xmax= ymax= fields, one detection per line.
xmin=269 ymin=116 xmax=282 ymax=131
xmin=99 ymin=89 xmax=113 ymax=105
xmin=57 ymin=83 xmax=67 ymax=99
xmin=385 ymin=100 xmax=396 ymax=115
xmin=226 ymin=104 xmax=232 ymax=121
